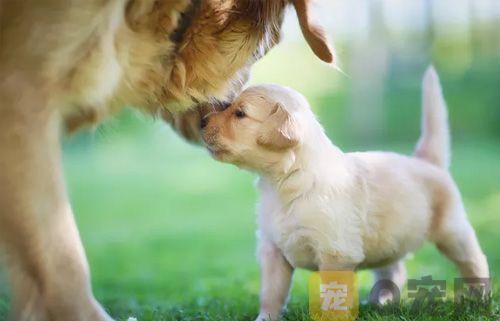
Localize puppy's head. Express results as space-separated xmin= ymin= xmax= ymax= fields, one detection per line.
xmin=201 ymin=85 xmax=311 ymax=172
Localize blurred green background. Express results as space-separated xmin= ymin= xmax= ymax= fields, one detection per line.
xmin=1 ymin=1 xmax=499 ymax=320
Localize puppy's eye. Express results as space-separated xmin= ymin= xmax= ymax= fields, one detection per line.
xmin=235 ymin=109 xmax=246 ymax=119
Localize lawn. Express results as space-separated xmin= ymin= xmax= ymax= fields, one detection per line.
xmin=3 ymin=115 xmax=497 ymax=321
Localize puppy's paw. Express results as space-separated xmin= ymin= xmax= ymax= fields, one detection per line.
xmin=255 ymin=312 xmax=278 ymax=321
xmin=369 ymin=288 xmax=398 ymax=306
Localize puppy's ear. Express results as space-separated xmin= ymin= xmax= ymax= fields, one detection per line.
xmin=257 ymin=103 xmax=301 ymax=150
xmin=293 ymin=0 xmax=334 ymax=64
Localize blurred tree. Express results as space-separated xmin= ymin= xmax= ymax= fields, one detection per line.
xmin=349 ymin=0 xmax=388 ymax=143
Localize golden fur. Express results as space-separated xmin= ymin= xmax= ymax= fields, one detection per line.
xmin=0 ymin=1 xmax=334 ymax=320
xmin=1 ymin=0 xmax=332 ymax=137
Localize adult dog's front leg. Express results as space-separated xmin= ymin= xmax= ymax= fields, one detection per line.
xmin=255 ymin=239 xmax=294 ymax=321
xmin=0 ymin=74 xmax=112 ymax=321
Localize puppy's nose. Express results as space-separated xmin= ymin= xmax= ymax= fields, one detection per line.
xmin=200 ymin=116 xmax=209 ymax=129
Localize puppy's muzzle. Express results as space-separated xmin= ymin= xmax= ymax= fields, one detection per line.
xmin=199 ymin=101 xmax=230 ymax=129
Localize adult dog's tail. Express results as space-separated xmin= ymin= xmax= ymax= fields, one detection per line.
xmin=414 ymin=66 xmax=450 ymax=169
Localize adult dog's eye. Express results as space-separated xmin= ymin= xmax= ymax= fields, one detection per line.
xmin=235 ymin=109 xmax=246 ymax=119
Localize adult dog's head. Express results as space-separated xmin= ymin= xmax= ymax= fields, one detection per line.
xmin=129 ymin=0 xmax=333 ymax=142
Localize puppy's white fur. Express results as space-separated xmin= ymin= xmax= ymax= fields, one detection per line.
xmin=202 ymin=67 xmax=490 ymax=321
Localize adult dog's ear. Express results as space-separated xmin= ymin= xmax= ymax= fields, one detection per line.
xmin=160 ymin=103 xmax=214 ymax=144
xmin=293 ymin=0 xmax=334 ymax=63
xmin=257 ymin=103 xmax=301 ymax=150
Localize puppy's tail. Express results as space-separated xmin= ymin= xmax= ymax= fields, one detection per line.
xmin=414 ymin=66 xmax=450 ymax=169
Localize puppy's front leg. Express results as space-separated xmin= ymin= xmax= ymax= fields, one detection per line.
xmin=255 ymin=239 xmax=294 ymax=321
xmin=0 ymin=74 xmax=112 ymax=321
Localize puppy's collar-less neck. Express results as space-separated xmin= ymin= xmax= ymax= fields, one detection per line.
xmin=262 ymin=164 xmax=315 ymax=207
xmin=264 ymin=140 xmax=347 ymax=195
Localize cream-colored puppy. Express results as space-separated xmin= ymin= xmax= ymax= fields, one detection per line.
xmin=201 ymin=67 xmax=489 ymax=321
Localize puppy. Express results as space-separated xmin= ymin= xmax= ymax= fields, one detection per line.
xmin=201 ymin=67 xmax=490 ymax=321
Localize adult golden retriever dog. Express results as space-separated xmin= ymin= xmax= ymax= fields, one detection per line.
xmin=0 ymin=1 xmax=333 ymax=320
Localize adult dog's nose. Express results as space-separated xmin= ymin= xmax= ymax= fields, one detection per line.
xmin=200 ymin=116 xmax=209 ymax=129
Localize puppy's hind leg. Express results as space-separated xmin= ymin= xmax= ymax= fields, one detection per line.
xmin=369 ymin=260 xmax=406 ymax=305
xmin=432 ymin=198 xmax=489 ymax=280
xmin=435 ymin=224 xmax=489 ymax=279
